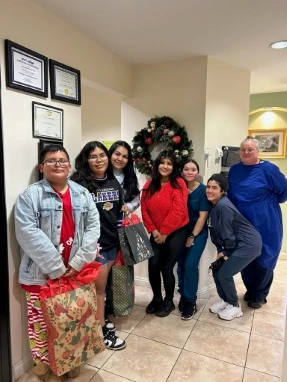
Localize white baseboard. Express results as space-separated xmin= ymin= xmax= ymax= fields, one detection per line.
xmin=13 ymin=354 xmax=34 ymax=381
xmin=134 ymin=274 xmax=241 ymax=299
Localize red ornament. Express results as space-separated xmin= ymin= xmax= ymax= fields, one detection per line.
xmin=172 ymin=136 xmax=181 ymax=144
xmin=135 ymin=158 xmax=140 ymax=163
xmin=145 ymin=137 xmax=152 ymax=144
xmin=164 ymin=119 xmax=170 ymax=126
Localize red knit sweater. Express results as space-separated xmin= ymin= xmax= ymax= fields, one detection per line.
xmin=141 ymin=177 xmax=189 ymax=236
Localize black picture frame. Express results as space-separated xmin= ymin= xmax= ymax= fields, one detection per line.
xmin=38 ymin=139 xmax=64 ymax=180
xmin=49 ymin=59 xmax=81 ymax=105
xmin=5 ymin=39 xmax=48 ymax=97
xmin=32 ymin=102 xmax=64 ymax=141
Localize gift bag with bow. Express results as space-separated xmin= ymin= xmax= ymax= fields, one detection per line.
xmin=118 ymin=213 xmax=154 ymax=266
xmin=39 ymin=262 xmax=105 ymax=377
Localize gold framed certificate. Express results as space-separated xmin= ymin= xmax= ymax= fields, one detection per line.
xmin=32 ymin=102 xmax=63 ymax=141
xmin=49 ymin=59 xmax=81 ymax=105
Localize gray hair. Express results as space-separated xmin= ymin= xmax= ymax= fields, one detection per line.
xmin=240 ymin=136 xmax=259 ymax=150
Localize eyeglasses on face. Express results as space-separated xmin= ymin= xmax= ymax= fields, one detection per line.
xmin=42 ymin=159 xmax=70 ymax=168
xmin=88 ymin=153 xmax=107 ymax=162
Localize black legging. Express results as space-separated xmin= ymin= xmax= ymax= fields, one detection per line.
xmin=149 ymin=226 xmax=187 ymax=299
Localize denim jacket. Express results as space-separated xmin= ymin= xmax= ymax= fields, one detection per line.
xmin=15 ymin=178 xmax=100 ymax=286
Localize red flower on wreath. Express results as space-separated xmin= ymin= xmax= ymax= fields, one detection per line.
xmin=172 ymin=136 xmax=181 ymax=144
xmin=164 ymin=119 xmax=171 ymax=126
xmin=145 ymin=137 xmax=152 ymax=145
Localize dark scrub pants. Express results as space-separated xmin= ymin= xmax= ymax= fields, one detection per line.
xmin=177 ymin=231 xmax=208 ymax=303
xmin=241 ymin=258 xmax=274 ymax=301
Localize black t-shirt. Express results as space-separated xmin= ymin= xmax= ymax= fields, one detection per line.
xmin=79 ymin=177 xmax=123 ymax=252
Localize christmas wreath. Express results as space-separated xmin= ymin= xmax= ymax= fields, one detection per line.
xmin=132 ymin=116 xmax=193 ymax=176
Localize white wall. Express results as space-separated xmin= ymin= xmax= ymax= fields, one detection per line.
xmin=128 ymin=57 xmax=208 ymax=171
xmin=122 ymin=57 xmax=210 ymax=288
xmin=204 ymin=57 xmax=251 ymax=179
xmin=0 ymin=0 xmax=132 ymax=378
xmin=0 ymin=0 xmax=132 ymax=97
xmin=201 ymin=57 xmax=251 ymax=292
xmin=121 ymin=57 xmax=251 ymax=294
xmin=82 ymin=86 xmax=121 ymax=145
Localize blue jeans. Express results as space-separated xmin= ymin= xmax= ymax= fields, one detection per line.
xmin=177 ymin=232 xmax=208 ymax=303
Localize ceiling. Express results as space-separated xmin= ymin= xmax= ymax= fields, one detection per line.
xmin=34 ymin=0 xmax=287 ymax=94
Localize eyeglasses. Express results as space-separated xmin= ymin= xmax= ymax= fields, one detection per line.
xmin=42 ymin=159 xmax=70 ymax=168
xmin=240 ymin=148 xmax=255 ymax=153
xmin=89 ymin=154 xmax=107 ymax=162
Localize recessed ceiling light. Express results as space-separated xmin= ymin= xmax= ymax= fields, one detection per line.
xmin=269 ymin=41 xmax=287 ymax=49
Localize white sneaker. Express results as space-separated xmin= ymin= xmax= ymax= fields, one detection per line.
xmin=104 ymin=330 xmax=126 ymax=351
xmin=218 ymin=304 xmax=243 ymax=321
xmin=209 ymin=299 xmax=229 ymax=314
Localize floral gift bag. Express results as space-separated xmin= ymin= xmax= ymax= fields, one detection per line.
xmin=39 ymin=262 xmax=105 ymax=377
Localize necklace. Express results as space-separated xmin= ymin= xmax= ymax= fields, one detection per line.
xmin=188 ymin=181 xmax=199 ymax=194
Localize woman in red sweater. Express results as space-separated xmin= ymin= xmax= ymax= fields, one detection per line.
xmin=141 ymin=150 xmax=189 ymax=317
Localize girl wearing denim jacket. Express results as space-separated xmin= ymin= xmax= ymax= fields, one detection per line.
xmin=15 ymin=144 xmax=100 ymax=381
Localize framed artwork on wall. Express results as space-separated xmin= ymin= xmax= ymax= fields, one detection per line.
xmin=49 ymin=59 xmax=81 ymax=105
xmin=32 ymin=102 xmax=63 ymax=141
xmin=248 ymin=128 xmax=287 ymax=158
xmin=38 ymin=139 xmax=64 ymax=180
xmin=5 ymin=39 xmax=48 ymax=97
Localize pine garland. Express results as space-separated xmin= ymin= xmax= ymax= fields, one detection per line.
xmin=132 ymin=116 xmax=193 ymax=176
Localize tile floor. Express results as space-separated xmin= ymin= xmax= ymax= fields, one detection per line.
xmin=17 ymin=255 xmax=287 ymax=382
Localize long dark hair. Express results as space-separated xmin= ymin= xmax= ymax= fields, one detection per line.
xmin=146 ymin=150 xmax=182 ymax=197
xmin=109 ymin=140 xmax=139 ymax=203
xmin=71 ymin=141 xmax=114 ymax=191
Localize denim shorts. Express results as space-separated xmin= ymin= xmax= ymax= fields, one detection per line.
xmin=96 ymin=246 xmax=118 ymax=267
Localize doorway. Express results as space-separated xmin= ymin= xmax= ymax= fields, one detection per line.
xmin=0 ymin=66 xmax=13 ymax=381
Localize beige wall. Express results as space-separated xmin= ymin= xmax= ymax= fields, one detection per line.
xmin=0 ymin=0 xmax=132 ymax=378
xmin=203 ymin=57 xmax=251 ymax=291
xmin=204 ymin=57 xmax=251 ymax=179
xmin=81 ymin=86 xmax=122 ymax=145
xmin=122 ymin=57 xmax=251 ymax=293
xmin=122 ymin=57 xmax=208 ymax=284
xmin=128 ymin=57 xmax=208 ymax=171
xmin=249 ymin=109 xmax=287 ymax=251
xmin=0 ymin=0 xmax=132 ymax=97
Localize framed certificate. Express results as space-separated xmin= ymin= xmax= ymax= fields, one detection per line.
xmin=49 ymin=59 xmax=81 ymax=105
xmin=5 ymin=40 xmax=48 ymax=97
xmin=32 ymin=102 xmax=63 ymax=141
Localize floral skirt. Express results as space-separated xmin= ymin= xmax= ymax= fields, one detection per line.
xmin=26 ymin=292 xmax=49 ymax=364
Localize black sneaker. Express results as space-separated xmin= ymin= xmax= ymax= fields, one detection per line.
xmin=181 ymin=302 xmax=197 ymax=320
xmin=178 ymin=296 xmax=186 ymax=313
xmin=243 ymin=292 xmax=252 ymax=302
xmin=155 ymin=298 xmax=175 ymax=317
xmin=104 ymin=330 xmax=126 ymax=350
xmin=247 ymin=297 xmax=267 ymax=309
xmin=105 ymin=316 xmax=116 ymax=332
xmin=146 ymin=297 xmax=163 ymax=314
